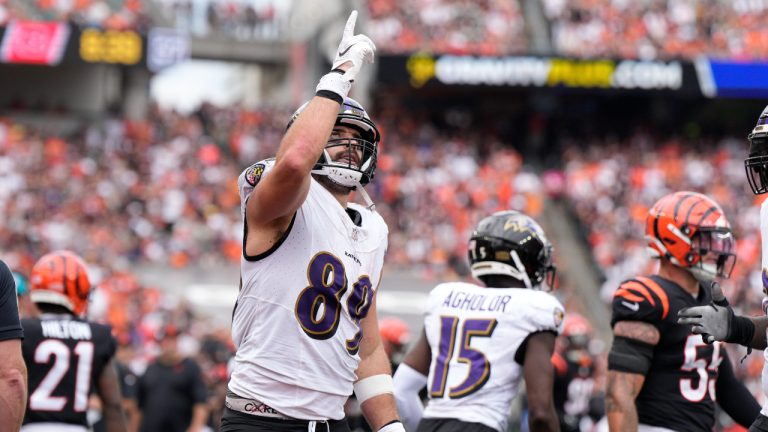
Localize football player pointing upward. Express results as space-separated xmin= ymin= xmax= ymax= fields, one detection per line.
xmin=224 ymin=10 xmax=404 ymax=432
xmin=606 ymin=192 xmax=759 ymax=432
xmin=393 ymin=211 xmax=564 ymax=432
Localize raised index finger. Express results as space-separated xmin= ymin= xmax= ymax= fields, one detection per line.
xmin=344 ymin=10 xmax=358 ymax=38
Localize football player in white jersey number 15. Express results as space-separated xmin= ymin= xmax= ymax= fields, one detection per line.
xmin=223 ymin=10 xmax=404 ymax=432
xmin=393 ymin=211 xmax=565 ymax=432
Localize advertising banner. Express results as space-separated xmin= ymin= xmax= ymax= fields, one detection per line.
xmin=379 ymin=53 xmax=704 ymax=96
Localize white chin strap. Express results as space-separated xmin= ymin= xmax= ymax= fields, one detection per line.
xmin=311 ymin=164 xmax=376 ymax=211
xmin=470 ymin=250 xmax=534 ymax=289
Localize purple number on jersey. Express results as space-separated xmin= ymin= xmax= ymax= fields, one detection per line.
xmin=430 ymin=316 xmax=498 ymax=398
xmin=294 ymin=252 xmax=374 ymax=355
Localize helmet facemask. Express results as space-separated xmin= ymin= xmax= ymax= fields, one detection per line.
xmin=686 ymin=227 xmax=736 ymax=282
xmin=314 ymin=132 xmax=378 ymax=188
xmin=746 ymin=106 xmax=768 ymax=194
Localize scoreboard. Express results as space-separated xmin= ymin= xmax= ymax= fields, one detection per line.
xmin=0 ymin=21 xmax=188 ymax=71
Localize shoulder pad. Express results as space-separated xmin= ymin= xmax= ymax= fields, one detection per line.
xmin=611 ymin=277 xmax=670 ymax=326
xmin=238 ymin=158 xmax=276 ymax=210
xmin=526 ymin=293 xmax=565 ymax=335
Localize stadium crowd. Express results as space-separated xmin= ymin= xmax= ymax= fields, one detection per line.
xmin=0 ymin=103 xmax=545 ymax=282
xmin=541 ymin=0 xmax=768 ymax=60
xmin=5 ymin=0 xmax=768 ymax=60
xmin=0 ymin=0 xmax=148 ymax=30
xmin=367 ymin=0 xmax=528 ymax=55
xmin=365 ymin=0 xmax=768 ymax=60
xmin=156 ymin=0 xmax=282 ymax=39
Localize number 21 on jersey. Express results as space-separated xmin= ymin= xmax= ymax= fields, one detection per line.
xmin=30 ymin=339 xmax=94 ymax=411
xmin=431 ymin=316 xmax=498 ymax=399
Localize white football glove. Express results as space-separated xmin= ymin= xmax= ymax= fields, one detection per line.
xmin=316 ymin=10 xmax=376 ymax=99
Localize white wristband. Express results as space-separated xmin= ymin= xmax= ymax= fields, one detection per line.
xmin=354 ymin=374 xmax=394 ymax=404
xmin=378 ymin=421 xmax=406 ymax=432
xmin=316 ymin=72 xmax=351 ymax=101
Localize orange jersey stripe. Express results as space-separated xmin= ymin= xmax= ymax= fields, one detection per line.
xmin=618 ymin=281 xmax=656 ymax=306
xmin=636 ymin=277 xmax=669 ymax=319
xmin=614 ymin=289 xmax=645 ymax=303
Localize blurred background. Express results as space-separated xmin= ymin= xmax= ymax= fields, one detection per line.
xmin=1 ymin=0 xmax=767 ymax=430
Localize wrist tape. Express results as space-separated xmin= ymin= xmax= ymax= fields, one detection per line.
xmin=316 ymin=71 xmax=350 ymax=103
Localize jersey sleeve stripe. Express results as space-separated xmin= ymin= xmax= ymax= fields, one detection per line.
xmin=614 ymin=288 xmax=645 ymax=303
xmin=617 ymin=281 xmax=656 ymax=306
xmin=635 ymin=277 xmax=669 ymax=319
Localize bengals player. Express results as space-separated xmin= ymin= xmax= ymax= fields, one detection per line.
xmin=606 ymin=192 xmax=759 ymax=432
xmin=21 ymin=251 xmax=127 ymax=432
xmin=552 ymin=314 xmax=597 ymax=432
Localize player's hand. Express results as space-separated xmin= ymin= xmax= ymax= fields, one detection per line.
xmin=332 ymin=10 xmax=376 ymax=82
xmin=677 ymin=282 xmax=733 ymax=343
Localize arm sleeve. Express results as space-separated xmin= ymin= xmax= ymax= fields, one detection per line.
xmin=0 ymin=260 xmax=23 ymax=341
xmin=393 ymin=364 xmax=427 ymax=432
xmin=715 ymin=350 xmax=761 ymax=427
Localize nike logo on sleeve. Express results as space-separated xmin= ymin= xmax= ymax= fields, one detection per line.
xmin=621 ymin=301 xmax=640 ymax=312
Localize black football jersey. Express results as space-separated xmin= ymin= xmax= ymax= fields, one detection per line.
xmin=21 ymin=314 xmax=116 ymax=426
xmin=553 ymin=350 xmax=596 ymax=431
xmin=611 ymin=275 xmax=721 ymax=432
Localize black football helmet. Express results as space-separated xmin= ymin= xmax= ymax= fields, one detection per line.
xmin=287 ymin=97 xmax=380 ymax=187
xmin=746 ymin=105 xmax=768 ymax=194
xmin=468 ymin=210 xmax=556 ymax=289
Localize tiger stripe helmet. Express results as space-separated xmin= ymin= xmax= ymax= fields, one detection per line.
xmin=29 ymin=251 xmax=91 ymax=316
xmin=645 ymin=191 xmax=736 ymax=281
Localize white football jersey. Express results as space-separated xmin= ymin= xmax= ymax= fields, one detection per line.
xmin=422 ymin=281 xmax=565 ymax=432
xmin=229 ymin=159 xmax=389 ymax=420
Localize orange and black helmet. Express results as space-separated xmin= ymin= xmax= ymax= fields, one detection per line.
xmin=29 ymin=251 xmax=91 ymax=316
xmin=645 ymin=191 xmax=736 ymax=280
xmin=563 ymin=313 xmax=592 ymax=349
